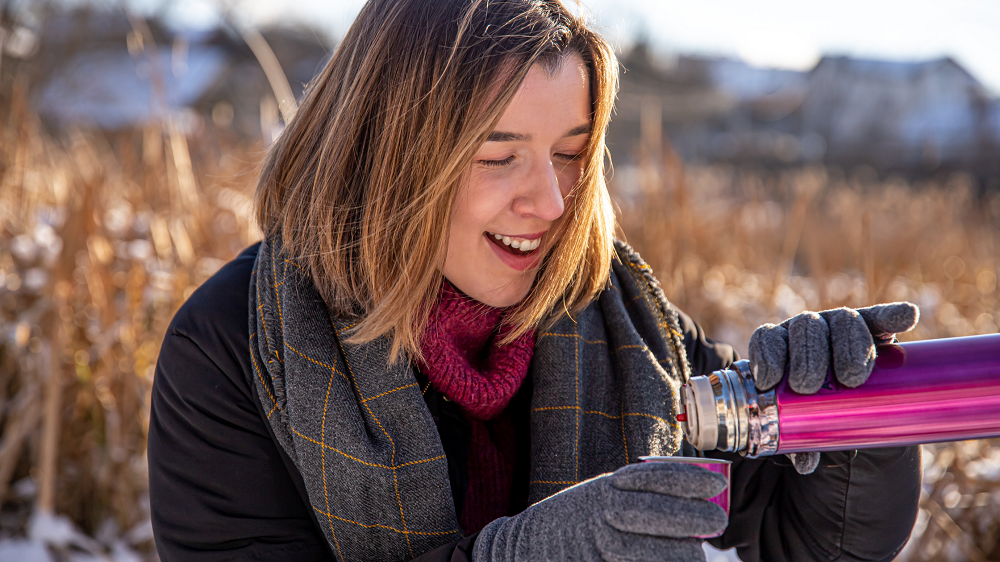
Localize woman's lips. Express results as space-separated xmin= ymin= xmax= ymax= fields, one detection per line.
xmin=483 ymin=232 xmax=543 ymax=271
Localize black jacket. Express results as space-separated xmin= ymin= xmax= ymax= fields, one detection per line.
xmin=148 ymin=244 xmax=920 ymax=561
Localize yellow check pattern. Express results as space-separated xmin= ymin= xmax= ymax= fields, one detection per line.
xmin=250 ymin=240 xmax=461 ymax=561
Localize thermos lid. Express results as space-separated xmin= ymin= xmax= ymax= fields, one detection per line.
xmin=682 ymin=375 xmax=720 ymax=450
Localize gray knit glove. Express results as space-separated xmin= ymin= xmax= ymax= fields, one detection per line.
xmin=748 ymin=301 xmax=920 ymax=474
xmin=473 ymin=462 xmax=728 ymax=562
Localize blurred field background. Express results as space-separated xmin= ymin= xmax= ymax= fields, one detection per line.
xmin=1 ymin=2 xmax=999 ymax=561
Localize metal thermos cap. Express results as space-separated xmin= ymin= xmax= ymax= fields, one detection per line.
xmin=682 ymin=376 xmax=720 ymax=450
xmin=680 ymin=360 xmax=780 ymax=457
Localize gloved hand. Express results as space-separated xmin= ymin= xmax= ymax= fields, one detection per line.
xmin=473 ymin=461 xmax=728 ymax=562
xmin=748 ymin=301 xmax=920 ymax=474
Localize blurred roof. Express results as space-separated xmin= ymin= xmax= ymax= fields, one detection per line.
xmin=811 ymin=55 xmax=981 ymax=85
xmin=35 ymin=45 xmax=227 ymax=128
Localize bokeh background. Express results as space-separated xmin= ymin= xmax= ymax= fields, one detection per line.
xmin=1 ymin=1 xmax=999 ymax=560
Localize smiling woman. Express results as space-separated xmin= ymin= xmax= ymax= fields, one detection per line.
xmin=253 ymin=0 xmax=618 ymax=360
xmin=445 ymin=53 xmax=592 ymax=306
xmin=147 ymin=1 xmax=922 ymax=561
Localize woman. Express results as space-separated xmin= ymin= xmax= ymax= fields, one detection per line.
xmin=148 ymin=1 xmax=921 ymax=560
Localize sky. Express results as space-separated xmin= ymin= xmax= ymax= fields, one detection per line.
xmin=85 ymin=0 xmax=1000 ymax=95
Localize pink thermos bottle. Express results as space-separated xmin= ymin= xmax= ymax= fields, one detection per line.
xmin=679 ymin=333 xmax=1000 ymax=456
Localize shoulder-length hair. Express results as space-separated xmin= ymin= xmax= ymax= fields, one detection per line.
xmin=255 ymin=0 xmax=618 ymax=361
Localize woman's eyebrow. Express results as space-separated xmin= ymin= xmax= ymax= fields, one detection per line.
xmin=485 ymin=124 xmax=592 ymax=143
xmin=486 ymin=131 xmax=530 ymax=142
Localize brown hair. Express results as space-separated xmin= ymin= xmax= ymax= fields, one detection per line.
xmin=255 ymin=0 xmax=618 ymax=361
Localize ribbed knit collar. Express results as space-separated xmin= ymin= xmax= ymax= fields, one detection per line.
xmin=417 ymin=280 xmax=535 ymax=421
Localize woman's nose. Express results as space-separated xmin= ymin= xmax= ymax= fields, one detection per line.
xmin=512 ymin=159 xmax=565 ymax=221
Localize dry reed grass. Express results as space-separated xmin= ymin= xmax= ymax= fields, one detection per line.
xmin=0 ymin=75 xmax=997 ymax=562
xmin=0 ymin=73 xmax=260 ymax=558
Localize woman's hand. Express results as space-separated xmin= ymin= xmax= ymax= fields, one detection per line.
xmin=473 ymin=462 xmax=727 ymax=562
xmin=747 ymin=301 xmax=920 ymax=473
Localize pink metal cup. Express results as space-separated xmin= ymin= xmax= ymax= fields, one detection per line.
xmin=639 ymin=456 xmax=731 ymax=539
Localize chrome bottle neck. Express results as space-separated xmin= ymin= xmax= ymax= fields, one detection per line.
xmin=680 ymin=360 xmax=780 ymax=457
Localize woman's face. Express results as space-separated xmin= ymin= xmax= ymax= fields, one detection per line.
xmin=442 ymin=53 xmax=592 ymax=307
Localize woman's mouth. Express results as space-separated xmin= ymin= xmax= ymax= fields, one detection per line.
xmin=483 ymin=231 xmax=545 ymax=271
xmin=485 ymin=231 xmax=541 ymax=254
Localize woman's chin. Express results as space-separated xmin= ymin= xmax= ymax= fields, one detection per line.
xmin=475 ymin=284 xmax=531 ymax=308
xmin=443 ymin=245 xmax=539 ymax=307
xmin=457 ymin=276 xmax=534 ymax=308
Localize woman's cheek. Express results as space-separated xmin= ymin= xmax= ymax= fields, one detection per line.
xmin=462 ymin=174 xmax=500 ymax=217
xmin=558 ymin=165 xmax=582 ymax=197
xmin=477 ymin=176 xmax=517 ymax=215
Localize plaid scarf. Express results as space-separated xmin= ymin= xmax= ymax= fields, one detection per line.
xmin=249 ymin=237 xmax=690 ymax=561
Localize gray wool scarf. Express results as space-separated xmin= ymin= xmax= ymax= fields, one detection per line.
xmin=249 ymin=237 xmax=691 ymax=561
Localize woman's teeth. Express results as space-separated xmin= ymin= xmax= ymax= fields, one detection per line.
xmin=488 ymin=232 xmax=540 ymax=252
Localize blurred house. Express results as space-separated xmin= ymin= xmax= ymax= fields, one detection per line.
xmin=610 ymin=43 xmax=1000 ymax=184
xmin=801 ymin=57 xmax=996 ymax=173
xmin=21 ymin=8 xmax=331 ymax=139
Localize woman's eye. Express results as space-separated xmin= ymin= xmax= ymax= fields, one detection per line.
xmin=479 ymin=156 xmax=515 ymax=168
xmin=555 ymin=152 xmax=582 ymax=162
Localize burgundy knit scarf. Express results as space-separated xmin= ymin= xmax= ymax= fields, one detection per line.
xmin=417 ymin=281 xmax=535 ymax=535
